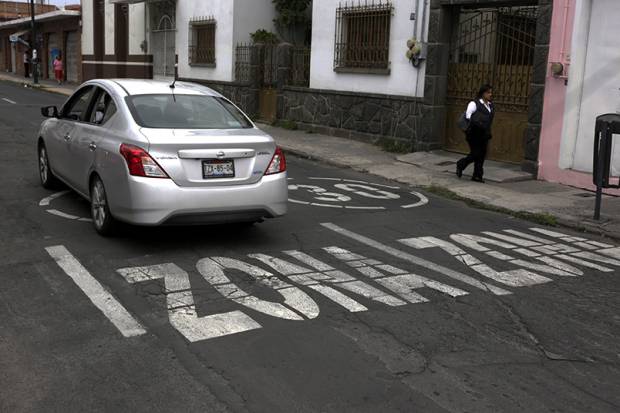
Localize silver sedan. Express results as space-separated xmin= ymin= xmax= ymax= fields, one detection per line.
xmin=37 ymin=79 xmax=288 ymax=235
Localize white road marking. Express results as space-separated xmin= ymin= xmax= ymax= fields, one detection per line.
xmin=254 ymin=252 xmax=407 ymax=308
xmin=288 ymin=199 xmax=311 ymax=205
xmin=308 ymin=177 xmax=401 ymax=189
xmin=404 ymin=236 xmax=554 ymax=287
xmin=321 ymin=223 xmax=512 ymax=295
xmin=324 ymin=246 xmax=469 ymax=301
xmin=46 ymin=209 xmax=81 ymax=220
xmin=199 ymin=257 xmax=320 ymax=320
xmin=401 ymin=192 xmax=430 ymax=209
xmin=46 ymin=245 xmax=146 ymax=338
xmin=345 ymin=205 xmax=386 ymax=210
xmin=39 ymin=190 xmax=71 ymax=206
xmin=2 ymin=97 xmax=16 ymax=104
xmin=118 ymin=263 xmax=261 ymax=342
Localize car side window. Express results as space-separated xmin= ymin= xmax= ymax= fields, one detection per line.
xmin=89 ymin=89 xmax=118 ymax=125
xmin=62 ymin=86 xmax=96 ymax=122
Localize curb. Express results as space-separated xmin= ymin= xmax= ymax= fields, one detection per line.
xmin=0 ymin=77 xmax=73 ymax=96
xmin=281 ymin=145 xmax=620 ymax=242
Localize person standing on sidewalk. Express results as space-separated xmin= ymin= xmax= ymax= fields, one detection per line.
xmin=456 ymin=84 xmax=495 ymax=183
xmin=23 ymin=50 xmax=30 ymax=78
xmin=53 ymin=54 xmax=64 ymax=85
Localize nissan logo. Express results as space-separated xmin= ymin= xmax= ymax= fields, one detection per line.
xmin=216 ymin=151 xmax=226 ymax=159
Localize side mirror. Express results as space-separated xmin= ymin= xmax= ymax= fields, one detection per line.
xmin=41 ymin=106 xmax=59 ymax=118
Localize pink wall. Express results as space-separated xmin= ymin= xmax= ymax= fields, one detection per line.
xmin=536 ymin=0 xmax=611 ymax=192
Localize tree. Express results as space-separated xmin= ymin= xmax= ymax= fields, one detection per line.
xmin=272 ymin=0 xmax=312 ymax=45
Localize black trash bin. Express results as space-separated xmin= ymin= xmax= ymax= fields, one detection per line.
xmin=592 ymin=113 xmax=620 ymax=220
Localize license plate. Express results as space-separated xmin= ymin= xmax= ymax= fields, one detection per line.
xmin=202 ymin=159 xmax=235 ymax=179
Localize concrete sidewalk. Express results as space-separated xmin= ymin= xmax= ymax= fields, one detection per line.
xmin=259 ymin=123 xmax=620 ymax=240
xmin=0 ymin=71 xmax=75 ymax=96
xmin=3 ymin=73 xmax=617 ymax=239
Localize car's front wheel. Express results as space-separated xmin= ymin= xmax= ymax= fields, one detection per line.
xmin=38 ymin=143 xmax=60 ymax=189
xmin=90 ymin=176 xmax=118 ymax=236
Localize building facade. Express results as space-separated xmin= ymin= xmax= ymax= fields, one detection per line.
xmin=538 ymin=0 xmax=620 ymax=191
xmin=82 ymin=0 xmax=276 ymax=81
xmin=0 ymin=6 xmax=81 ymax=83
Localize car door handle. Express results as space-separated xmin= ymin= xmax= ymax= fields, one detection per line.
xmin=89 ymin=142 xmax=97 ymax=151
xmin=63 ymin=134 xmax=71 ymax=142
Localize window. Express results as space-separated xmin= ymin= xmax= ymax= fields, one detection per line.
xmin=90 ymin=89 xmax=117 ymax=125
xmin=62 ymin=86 xmax=96 ymax=121
xmin=189 ymin=17 xmax=216 ymax=66
xmin=334 ymin=1 xmax=393 ymax=74
xmin=126 ymin=95 xmax=252 ymax=129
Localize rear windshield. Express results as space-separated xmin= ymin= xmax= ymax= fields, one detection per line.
xmin=126 ymin=94 xmax=253 ymax=129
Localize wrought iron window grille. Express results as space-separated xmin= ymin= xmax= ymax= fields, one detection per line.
xmin=189 ymin=16 xmax=216 ymax=67
xmin=334 ymin=0 xmax=393 ymax=74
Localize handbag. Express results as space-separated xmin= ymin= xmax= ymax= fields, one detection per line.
xmin=457 ymin=111 xmax=470 ymax=132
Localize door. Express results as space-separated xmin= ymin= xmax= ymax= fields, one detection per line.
xmin=48 ymin=33 xmax=60 ymax=80
xmin=151 ymin=15 xmax=176 ymax=79
xmin=258 ymin=45 xmax=278 ymax=122
xmin=572 ymin=0 xmax=620 ymax=173
xmin=50 ymin=86 xmax=97 ymax=185
xmin=444 ymin=6 xmax=537 ymax=163
xmin=69 ymin=87 xmax=118 ymax=194
xmin=65 ymin=31 xmax=79 ymax=83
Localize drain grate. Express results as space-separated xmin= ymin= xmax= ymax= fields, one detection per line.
xmin=436 ymin=161 xmax=457 ymax=166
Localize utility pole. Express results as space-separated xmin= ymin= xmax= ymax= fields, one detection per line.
xmin=30 ymin=0 xmax=38 ymax=84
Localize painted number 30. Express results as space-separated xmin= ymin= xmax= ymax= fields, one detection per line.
xmin=290 ymin=184 xmax=401 ymax=202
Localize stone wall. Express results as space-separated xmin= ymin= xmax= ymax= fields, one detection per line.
xmin=280 ymin=86 xmax=430 ymax=150
xmin=179 ymin=78 xmax=259 ymax=118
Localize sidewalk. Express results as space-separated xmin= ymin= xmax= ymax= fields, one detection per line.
xmin=0 ymin=71 xmax=75 ymax=96
xmin=259 ymin=123 xmax=620 ymax=241
xmin=3 ymin=73 xmax=618 ymax=239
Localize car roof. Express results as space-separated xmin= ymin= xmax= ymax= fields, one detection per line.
xmin=88 ymin=79 xmax=223 ymax=98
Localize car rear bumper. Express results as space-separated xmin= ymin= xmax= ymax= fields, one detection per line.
xmin=109 ymin=172 xmax=288 ymax=225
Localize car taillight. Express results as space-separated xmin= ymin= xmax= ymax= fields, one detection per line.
xmin=265 ymin=147 xmax=286 ymax=175
xmin=119 ymin=144 xmax=169 ymax=178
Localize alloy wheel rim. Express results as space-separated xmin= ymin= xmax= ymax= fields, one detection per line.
xmin=39 ymin=148 xmax=48 ymax=183
xmin=92 ymin=181 xmax=106 ymax=229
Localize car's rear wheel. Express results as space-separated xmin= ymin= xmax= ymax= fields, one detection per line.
xmin=38 ymin=143 xmax=60 ymax=189
xmin=90 ymin=176 xmax=117 ymax=236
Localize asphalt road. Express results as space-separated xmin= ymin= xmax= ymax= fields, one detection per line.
xmin=1 ymin=81 xmax=620 ymax=413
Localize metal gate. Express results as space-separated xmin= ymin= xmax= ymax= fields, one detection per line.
xmin=444 ymin=6 xmax=538 ymax=164
xmin=151 ymin=15 xmax=176 ymax=79
xmin=258 ymin=44 xmax=278 ymax=123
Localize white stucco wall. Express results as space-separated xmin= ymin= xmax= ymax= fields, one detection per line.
xmin=176 ymin=0 xmax=236 ymax=82
xmin=129 ymin=3 xmax=146 ymax=56
xmin=233 ymin=0 xmax=277 ymax=46
xmin=560 ymin=0 xmax=620 ymax=173
xmin=309 ymin=0 xmax=428 ymax=97
xmin=104 ymin=0 xmax=115 ymax=56
xmin=81 ymin=0 xmax=94 ymax=55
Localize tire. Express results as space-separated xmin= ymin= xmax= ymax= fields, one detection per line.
xmin=38 ymin=143 xmax=61 ymax=189
xmin=90 ymin=175 xmax=118 ymax=236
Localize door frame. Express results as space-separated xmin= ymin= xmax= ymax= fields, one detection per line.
xmin=423 ymin=0 xmax=553 ymax=173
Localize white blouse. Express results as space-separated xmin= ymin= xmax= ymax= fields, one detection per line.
xmin=465 ymin=99 xmax=492 ymax=120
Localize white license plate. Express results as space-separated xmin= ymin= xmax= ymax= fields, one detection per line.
xmin=203 ymin=160 xmax=235 ymax=179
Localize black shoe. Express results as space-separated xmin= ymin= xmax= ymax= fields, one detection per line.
xmin=471 ymin=176 xmax=485 ymax=183
xmin=456 ymin=164 xmax=463 ymax=178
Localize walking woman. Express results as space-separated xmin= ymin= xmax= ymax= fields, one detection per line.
xmin=53 ymin=54 xmax=64 ymax=85
xmin=456 ymin=84 xmax=494 ymax=183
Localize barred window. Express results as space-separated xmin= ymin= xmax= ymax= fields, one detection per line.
xmin=334 ymin=1 xmax=393 ymax=74
xmin=189 ymin=17 xmax=216 ymax=66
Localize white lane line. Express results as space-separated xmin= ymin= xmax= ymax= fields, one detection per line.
xmin=39 ymin=190 xmax=70 ymax=206
xmin=321 ymin=223 xmax=511 ymax=295
xmin=46 ymin=246 xmax=147 ymax=338
xmin=307 ymin=177 xmax=401 ymax=189
xmin=345 ymin=206 xmax=386 ymax=210
xmin=2 ymin=98 xmax=16 ymax=104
